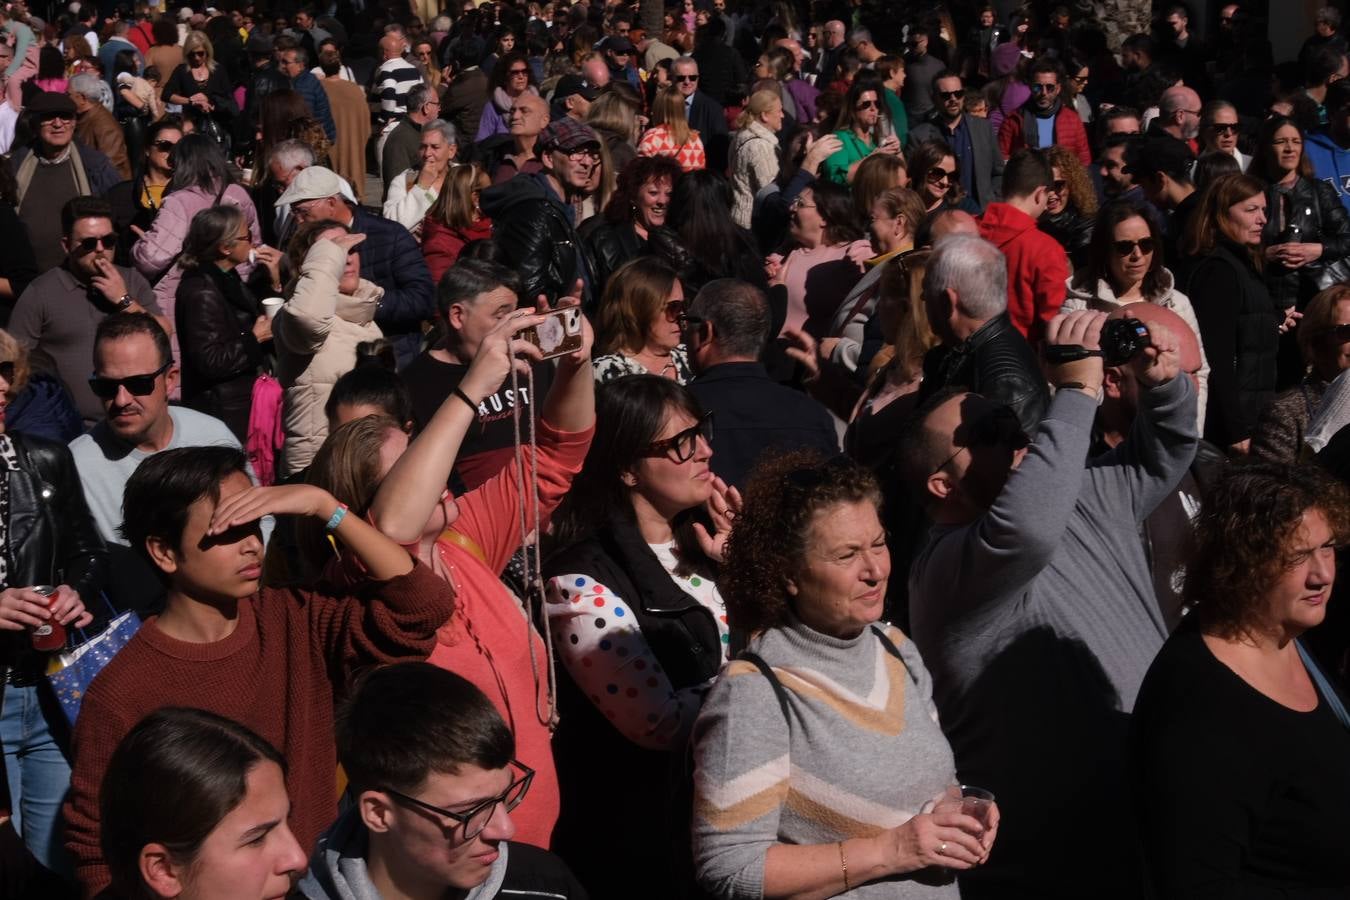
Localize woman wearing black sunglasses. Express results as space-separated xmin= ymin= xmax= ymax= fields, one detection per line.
xmin=543 ymin=375 xmax=737 ymax=898
xmin=1065 ymin=199 xmax=1209 ymax=429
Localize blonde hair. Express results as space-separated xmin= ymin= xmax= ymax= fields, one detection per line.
xmin=0 ymin=331 xmax=31 ymax=397
xmin=736 ymin=89 xmax=782 ymax=129
xmin=651 ymin=86 xmax=694 ymax=147
xmin=182 ymin=30 xmax=216 ymax=70
xmin=870 ymin=249 xmax=936 ymax=381
xmin=587 ymin=90 xmax=642 ymax=145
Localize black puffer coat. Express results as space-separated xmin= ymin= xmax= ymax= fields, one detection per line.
xmin=175 ymin=264 xmax=262 ymax=442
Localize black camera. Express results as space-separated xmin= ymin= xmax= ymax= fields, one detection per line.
xmin=1099 ymin=317 xmax=1151 ymax=366
xmin=1043 ymin=316 xmax=1150 ymax=367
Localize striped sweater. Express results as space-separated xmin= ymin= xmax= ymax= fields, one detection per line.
xmin=691 ymin=616 xmax=960 ymax=899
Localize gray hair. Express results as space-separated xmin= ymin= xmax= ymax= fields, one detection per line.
xmin=672 ymin=56 xmax=698 ymax=74
xmin=432 ymin=15 xmax=452 ymax=31
xmin=68 ymin=72 xmax=104 ymax=102
xmin=926 ymin=234 xmax=1007 ymax=320
xmin=1318 ymin=6 xmax=1342 ymax=28
xmin=422 ymin=118 xmax=459 ymax=146
xmin=848 ymin=28 xmax=873 ymax=45
xmin=407 ymin=82 xmax=436 ymax=112
xmin=269 ymin=138 xmax=316 ymax=171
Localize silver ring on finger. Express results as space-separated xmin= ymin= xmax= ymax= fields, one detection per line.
xmin=939 ymin=842 xmax=947 ymax=855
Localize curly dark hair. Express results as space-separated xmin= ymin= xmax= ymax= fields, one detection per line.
xmin=722 ymin=451 xmax=882 ymax=635
xmin=603 ymin=154 xmax=683 ymax=225
xmin=1184 ymin=462 xmax=1350 ymax=639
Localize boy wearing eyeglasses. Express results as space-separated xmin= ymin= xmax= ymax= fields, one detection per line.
xmin=300 ymin=662 xmax=588 ymax=900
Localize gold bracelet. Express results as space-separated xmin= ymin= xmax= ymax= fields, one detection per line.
xmin=838 ymin=840 xmax=850 ymax=892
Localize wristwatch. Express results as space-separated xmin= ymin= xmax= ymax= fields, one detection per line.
xmin=116 ymin=294 xmax=134 ymax=311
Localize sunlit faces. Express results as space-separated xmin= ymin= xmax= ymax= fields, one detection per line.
xmin=788 ymin=187 xmax=824 ymax=244
xmin=787 ymin=500 xmax=890 ymax=639
xmin=1045 ymin=166 xmax=1068 ymax=215
xmin=1107 ymin=215 xmax=1154 ymax=290
xmin=146 ymin=470 xmax=264 ymax=601
xmin=1030 ymin=72 xmax=1060 ymax=111
xmin=628 ymin=407 xmax=714 ymax=518
xmin=1270 ymin=123 xmax=1304 ymax=175
xmin=94 ymin=333 xmax=176 ymax=446
xmin=1225 ymin=192 xmax=1267 ymax=246
xmin=316 ymin=227 xmax=362 ymax=294
xmin=853 ymin=90 xmax=880 ymax=130
xmin=418 ymin=129 xmax=456 ymax=170
xmin=1262 ymin=509 xmax=1337 ymax=634
xmin=160 ymin=761 xmax=307 ymax=900
xmin=634 ymin=176 xmax=672 ymax=230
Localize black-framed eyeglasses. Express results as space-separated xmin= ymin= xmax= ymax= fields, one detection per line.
xmin=508 ymin=67 xmax=530 ymax=76
xmin=1208 ymin=122 xmax=1238 ymax=134
xmin=930 ymin=405 xmax=1027 ymax=477
xmin=674 ymin=74 xmax=699 ymax=82
xmin=926 ymin=167 xmax=956 ymax=183
xmin=38 ymin=112 xmax=75 ymax=124
xmin=0 ymin=361 xmax=15 ymax=384
xmin=563 ymin=144 xmax=602 ymax=160
xmin=383 ymin=760 xmax=534 ymax=842
xmin=1333 ymin=323 xmax=1350 ymax=342
xmin=73 ymin=233 xmax=118 ymax=254
xmin=856 ymin=99 xmax=878 ymax=110
xmin=1049 ymin=179 xmax=1068 ymax=193
xmin=151 ymin=139 xmax=178 ymax=152
xmin=641 ymin=412 xmax=713 ymax=462
xmin=88 ymin=361 xmax=172 ymax=399
xmin=1112 ymin=237 xmax=1155 ymax=256
xmin=936 ymin=89 xmax=963 ymax=100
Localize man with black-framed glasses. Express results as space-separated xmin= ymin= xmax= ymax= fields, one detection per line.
xmin=11 ymin=196 xmax=161 ymax=427
xmin=300 ymin=662 xmax=587 ymax=900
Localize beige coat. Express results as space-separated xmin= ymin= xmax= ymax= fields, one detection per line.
xmin=272 ymin=241 xmax=384 ymax=476
xmin=729 ymin=119 xmax=779 ymax=229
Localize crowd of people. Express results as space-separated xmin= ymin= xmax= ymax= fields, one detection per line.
xmin=0 ymin=0 xmax=1349 ymax=898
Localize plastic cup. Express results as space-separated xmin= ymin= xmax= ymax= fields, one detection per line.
xmin=262 ymin=297 xmax=284 ymax=319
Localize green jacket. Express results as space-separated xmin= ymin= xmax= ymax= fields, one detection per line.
xmin=821 ymin=130 xmax=875 ymax=185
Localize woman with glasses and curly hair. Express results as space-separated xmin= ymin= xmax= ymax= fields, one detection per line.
xmin=1038 ymin=144 xmax=1097 ymax=269
xmin=582 ymin=154 xmax=686 ymax=293
xmin=1134 ymin=462 xmax=1350 ymax=898
xmin=543 ymin=374 xmax=735 ymax=899
xmin=692 ymin=451 xmax=997 ymax=900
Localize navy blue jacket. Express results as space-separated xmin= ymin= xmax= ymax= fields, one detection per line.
xmin=291 ymin=70 xmax=337 ymax=142
xmin=686 ymin=361 xmax=839 ymax=489
xmin=351 ymin=206 xmax=436 ymax=365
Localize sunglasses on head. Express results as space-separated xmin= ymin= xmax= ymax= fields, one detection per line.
xmin=88 ymin=361 xmax=171 ymax=399
xmin=1113 ymin=237 xmax=1155 ymax=256
xmin=73 ymin=233 xmax=118 ymax=254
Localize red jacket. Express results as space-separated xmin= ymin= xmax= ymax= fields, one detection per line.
xmin=998 ymin=103 xmax=1093 ymax=166
xmin=421 ymin=215 xmax=493 ymax=285
xmin=978 ymin=202 xmax=1069 ymax=344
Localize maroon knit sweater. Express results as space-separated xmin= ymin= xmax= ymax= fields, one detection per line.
xmin=63 ymin=562 xmax=454 ymax=897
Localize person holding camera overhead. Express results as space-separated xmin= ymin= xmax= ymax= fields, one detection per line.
xmin=900 ymin=232 xmax=1199 ymax=899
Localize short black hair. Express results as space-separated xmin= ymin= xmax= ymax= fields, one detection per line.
xmin=1307 ymin=44 xmax=1347 ymax=88
xmin=688 ymin=278 xmax=769 ymax=359
xmin=95 ymin=312 xmax=172 ymax=370
xmin=338 ymin=662 xmax=514 ymax=794
xmin=325 ymin=361 xmax=413 ymax=425
xmin=1121 ymin=33 xmax=1154 ymax=56
xmin=437 ymin=258 xmax=522 ymax=320
xmin=1028 ymin=57 xmax=1063 ymax=81
xmin=1002 ymin=149 xmax=1054 ymax=199
xmin=120 ymin=446 xmax=250 ymax=570
xmin=62 ymin=195 xmax=113 ymax=237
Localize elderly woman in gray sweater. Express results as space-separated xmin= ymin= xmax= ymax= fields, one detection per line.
xmin=691 ymin=452 xmax=998 ymax=899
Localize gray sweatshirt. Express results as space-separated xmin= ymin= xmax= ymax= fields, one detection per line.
xmin=907 ymin=374 xmax=1198 ymax=893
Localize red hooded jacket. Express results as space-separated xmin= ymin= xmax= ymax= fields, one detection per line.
xmin=978 ymin=202 xmax=1070 ymax=344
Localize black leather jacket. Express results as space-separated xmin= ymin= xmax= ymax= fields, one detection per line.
xmin=580 ymin=218 xmax=689 ymax=302
xmin=1262 ymin=175 xmax=1350 ymax=308
xmin=480 ymin=173 xmax=596 ymax=308
xmin=0 ymin=433 xmax=108 ymax=680
xmin=917 ymin=312 xmax=1051 ymax=434
xmin=1040 ymin=207 xmax=1095 ymax=270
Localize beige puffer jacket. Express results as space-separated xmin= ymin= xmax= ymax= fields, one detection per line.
xmin=272 ymin=240 xmax=384 ymax=476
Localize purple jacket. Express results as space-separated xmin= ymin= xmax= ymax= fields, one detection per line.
xmin=785 ymin=78 xmax=819 ymax=124
xmin=990 ymin=81 xmax=1031 ymax=135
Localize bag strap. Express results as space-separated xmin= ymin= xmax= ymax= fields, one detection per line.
xmin=1298 ymin=640 xmax=1350 ymax=729
xmin=737 ymin=651 xmax=791 ymax=720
